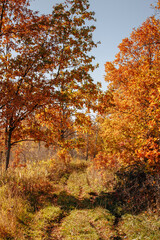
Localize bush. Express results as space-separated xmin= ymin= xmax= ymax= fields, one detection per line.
xmin=115 ymin=165 xmax=160 ymax=214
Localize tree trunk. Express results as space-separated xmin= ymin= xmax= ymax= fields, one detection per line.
xmin=5 ymin=129 xmax=12 ymax=170
xmin=86 ymin=132 xmax=89 ymax=161
xmin=93 ymin=129 xmax=98 ymax=158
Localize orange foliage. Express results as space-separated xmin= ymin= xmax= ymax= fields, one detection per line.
xmin=99 ymin=16 xmax=160 ymax=172
xmin=0 ymin=0 xmax=99 ymax=169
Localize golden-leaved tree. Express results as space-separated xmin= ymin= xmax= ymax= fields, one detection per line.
xmin=98 ymin=16 xmax=160 ymax=172
xmin=0 ymin=0 xmax=99 ymax=170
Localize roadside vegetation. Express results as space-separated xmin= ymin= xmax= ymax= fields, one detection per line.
xmin=0 ymin=0 xmax=159 ymax=239
xmin=0 ymin=157 xmax=159 ymax=240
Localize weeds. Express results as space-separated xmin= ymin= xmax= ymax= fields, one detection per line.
xmin=0 ymin=159 xmax=159 ymax=239
xmin=60 ymin=208 xmax=115 ymax=240
xmin=119 ymin=212 xmax=160 ymax=240
xmin=29 ymin=206 xmax=62 ymax=239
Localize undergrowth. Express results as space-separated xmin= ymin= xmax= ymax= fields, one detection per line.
xmin=0 ymin=158 xmax=159 ymax=239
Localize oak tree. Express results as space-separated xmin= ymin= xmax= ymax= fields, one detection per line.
xmin=99 ymin=16 xmax=160 ymax=172
xmin=0 ymin=0 xmax=99 ymax=169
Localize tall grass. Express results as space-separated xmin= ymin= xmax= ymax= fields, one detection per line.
xmin=0 ymin=157 xmax=159 ymax=239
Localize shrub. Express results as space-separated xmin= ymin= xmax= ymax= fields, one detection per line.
xmin=115 ymin=164 xmax=160 ymax=214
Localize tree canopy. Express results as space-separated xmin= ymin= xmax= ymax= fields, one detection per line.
xmin=0 ymin=0 xmax=100 ymax=169
xmin=97 ymin=16 xmax=160 ymax=173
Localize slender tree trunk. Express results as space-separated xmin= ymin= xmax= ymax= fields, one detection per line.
xmin=0 ymin=151 xmax=2 ymax=171
xmin=38 ymin=141 xmax=41 ymax=151
xmin=93 ymin=130 xmax=98 ymax=158
xmin=0 ymin=151 xmax=2 ymax=161
xmin=5 ymin=129 xmax=12 ymax=170
xmin=86 ymin=132 xmax=89 ymax=161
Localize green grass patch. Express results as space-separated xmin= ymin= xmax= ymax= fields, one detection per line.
xmin=119 ymin=212 xmax=160 ymax=240
xmin=66 ymin=171 xmax=93 ymax=198
xmin=66 ymin=168 xmax=108 ymax=199
xmin=29 ymin=206 xmax=62 ymax=240
xmin=60 ymin=207 xmax=115 ymax=239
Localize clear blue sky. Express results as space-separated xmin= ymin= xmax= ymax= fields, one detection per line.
xmin=30 ymin=0 xmax=155 ymax=90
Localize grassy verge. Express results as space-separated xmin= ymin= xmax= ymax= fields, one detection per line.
xmin=119 ymin=212 xmax=160 ymax=240
xmin=0 ymin=159 xmax=159 ymax=239
xmin=60 ymin=208 xmax=115 ymax=240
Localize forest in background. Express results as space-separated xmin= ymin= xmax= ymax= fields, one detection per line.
xmin=0 ymin=0 xmax=159 ymax=239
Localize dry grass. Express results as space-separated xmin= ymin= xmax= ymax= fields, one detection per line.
xmin=0 ymin=158 xmax=159 ymax=239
